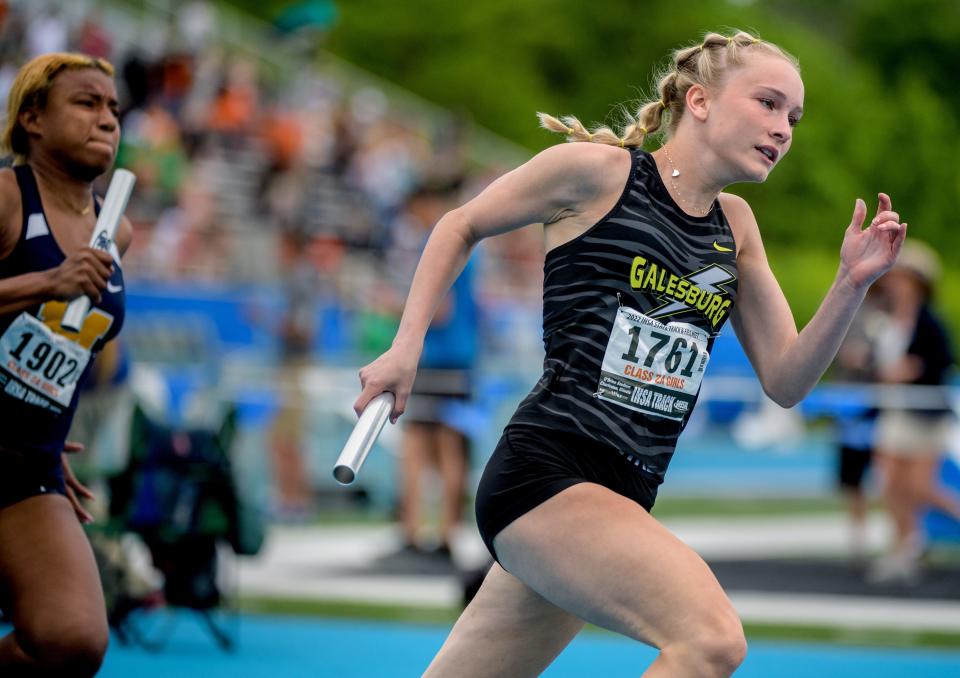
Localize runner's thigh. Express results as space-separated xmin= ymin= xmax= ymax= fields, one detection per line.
xmin=0 ymin=495 xmax=107 ymax=650
xmin=494 ymin=482 xmax=739 ymax=650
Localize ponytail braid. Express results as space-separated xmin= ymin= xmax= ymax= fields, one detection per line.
xmin=538 ymin=29 xmax=798 ymax=147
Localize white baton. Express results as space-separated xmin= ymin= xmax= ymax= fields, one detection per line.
xmin=61 ymin=169 xmax=136 ymax=332
xmin=333 ymin=392 xmax=395 ymax=485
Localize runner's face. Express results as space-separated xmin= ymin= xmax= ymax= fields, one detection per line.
xmin=706 ymin=54 xmax=803 ymax=183
xmin=28 ymin=68 xmax=120 ymax=177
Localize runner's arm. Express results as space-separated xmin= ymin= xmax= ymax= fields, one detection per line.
xmin=726 ymin=193 xmax=905 ymax=407
xmin=392 ymin=142 xmax=622 ymax=351
xmin=0 ymin=172 xmax=115 ymax=315
xmin=355 ymin=142 xmax=626 ymax=418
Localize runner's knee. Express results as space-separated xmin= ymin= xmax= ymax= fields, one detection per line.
xmin=702 ymin=614 xmax=747 ymax=674
xmin=663 ymin=605 xmax=746 ymax=676
xmin=17 ymin=618 xmax=108 ymax=677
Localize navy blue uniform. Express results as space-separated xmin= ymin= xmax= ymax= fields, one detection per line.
xmin=0 ymin=165 xmax=125 ymax=507
xmin=476 ymin=149 xmax=739 ymax=560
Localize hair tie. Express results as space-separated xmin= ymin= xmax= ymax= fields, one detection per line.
xmin=639 ymin=126 xmax=648 ymax=135
xmin=658 ymin=100 xmax=666 ymax=110
xmin=750 ymin=37 xmax=760 ymax=45
xmin=587 ymin=132 xmax=594 ymax=141
xmin=726 ymin=36 xmax=734 ymax=45
xmin=566 ymin=127 xmax=575 ymax=135
xmin=618 ymin=139 xmax=625 ymax=148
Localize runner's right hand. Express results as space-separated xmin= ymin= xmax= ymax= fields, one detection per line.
xmin=354 ymin=344 xmax=421 ymax=424
xmin=48 ymin=248 xmax=114 ymax=302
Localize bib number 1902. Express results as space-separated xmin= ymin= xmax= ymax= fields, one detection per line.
xmin=9 ymin=331 xmax=81 ymax=387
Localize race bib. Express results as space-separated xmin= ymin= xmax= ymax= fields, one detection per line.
xmin=596 ymin=306 xmax=710 ymax=421
xmin=0 ymin=313 xmax=91 ymax=413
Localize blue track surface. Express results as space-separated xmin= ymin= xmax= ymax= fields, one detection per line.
xmin=97 ymin=614 xmax=960 ymax=677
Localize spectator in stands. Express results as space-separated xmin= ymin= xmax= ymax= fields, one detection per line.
xmin=831 ymin=285 xmax=887 ymax=565
xmin=386 ymin=182 xmax=478 ymax=567
xmin=69 ymin=339 xmax=133 ymax=487
xmin=25 ymin=5 xmax=67 ymax=58
xmin=269 ymin=227 xmax=319 ymax=520
xmin=870 ymin=241 xmax=959 ymax=584
xmin=207 ymin=60 xmax=258 ymax=148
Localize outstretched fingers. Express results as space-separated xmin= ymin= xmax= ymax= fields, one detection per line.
xmin=847 ymin=198 xmax=867 ymax=234
xmin=876 ymin=192 xmax=892 ymax=214
xmin=848 ymin=193 xmax=902 ymax=235
xmin=869 ymin=193 xmax=901 ymax=231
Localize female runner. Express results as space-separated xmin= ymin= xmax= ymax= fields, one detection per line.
xmin=0 ymin=53 xmax=131 ymax=676
xmin=355 ymin=30 xmax=905 ymax=677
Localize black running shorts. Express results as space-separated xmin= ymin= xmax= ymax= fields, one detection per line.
xmin=0 ymin=448 xmax=67 ymax=510
xmin=475 ymin=424 xmax=662 ymax=563
xmin=837 ymin=444 xmax=873 ymax=490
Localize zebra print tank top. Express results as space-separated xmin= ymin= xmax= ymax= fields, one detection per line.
xmin=508 ymin=148 xmax=739 ymax=480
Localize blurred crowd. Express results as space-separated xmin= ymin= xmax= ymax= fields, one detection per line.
xmin=0 ymin=0 xmax=544 ymax=336
xmin=833 ymin=242 xmax=959 ymax=584
xmin=0 ymin=1 xmax=547 ymax=535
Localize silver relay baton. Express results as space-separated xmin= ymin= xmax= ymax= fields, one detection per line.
xmin=332 ymin=392 xmax=395 ymax=485
xmin=61 ymin=169 xmax=136 ymax=332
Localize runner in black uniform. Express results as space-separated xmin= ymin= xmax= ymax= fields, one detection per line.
xmin=354 ymin=30 xmax=906 ymax=677
xmin=0 ymin=53 xmax=131 ymax=677
xmin=476 ymin=148 xmax=739 ymax=560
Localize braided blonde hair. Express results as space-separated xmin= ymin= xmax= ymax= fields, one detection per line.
xmin=538 ymin=30 xmax=799 ymax=148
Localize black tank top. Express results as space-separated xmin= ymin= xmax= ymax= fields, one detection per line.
xmin=508 ymin=149 xmax=739 ymax=479
xmin=0 ymin=165 xmax=125 ymax=456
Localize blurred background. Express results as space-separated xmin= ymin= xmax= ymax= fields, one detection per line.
xmin=2 ymin=0 xmax=959 ymax=675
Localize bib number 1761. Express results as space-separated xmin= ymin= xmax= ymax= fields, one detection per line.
xmin=621 ymin=327 xmax=700 ymax=378
xmin=596 ymin=306 xmax=710 ymax=420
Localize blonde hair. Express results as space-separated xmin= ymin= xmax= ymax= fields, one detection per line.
xmin=538 ymin=30 xmax=798 ymax=148
xmin=2 ymin=52 xmax=115 ymax=164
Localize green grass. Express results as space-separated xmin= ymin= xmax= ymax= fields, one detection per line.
xmin=649 ymin=495 xmax=851 ymax=518
xmin=740 ymin=622 xmax=960 ymax=651
xmin=238 ymin=596 xmax=457 ymax=625
xmin=237 ymin=596 xmax=960 ymax=650
xmin=306 ymin=509 xmax=395 ymax=527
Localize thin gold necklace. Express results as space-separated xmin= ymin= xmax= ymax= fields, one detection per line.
xmin=661 ymin=145 xmax=712 ymax=217
xmin=67 ymin=197 xmax=93 ymax=217
xmin=36 ymin=172 xmax=93 ymax=216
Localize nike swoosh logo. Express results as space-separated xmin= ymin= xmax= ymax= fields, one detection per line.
xmin=713 ymin=241 xmax=733 ymax=252
xmin=106 ymin=282 xmax=123 ymax=293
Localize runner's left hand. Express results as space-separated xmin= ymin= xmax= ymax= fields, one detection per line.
xmin=62 ymin=441 xmax=95 ymax=524
xmin=839 ymin=193 xmax=907 ymax=289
